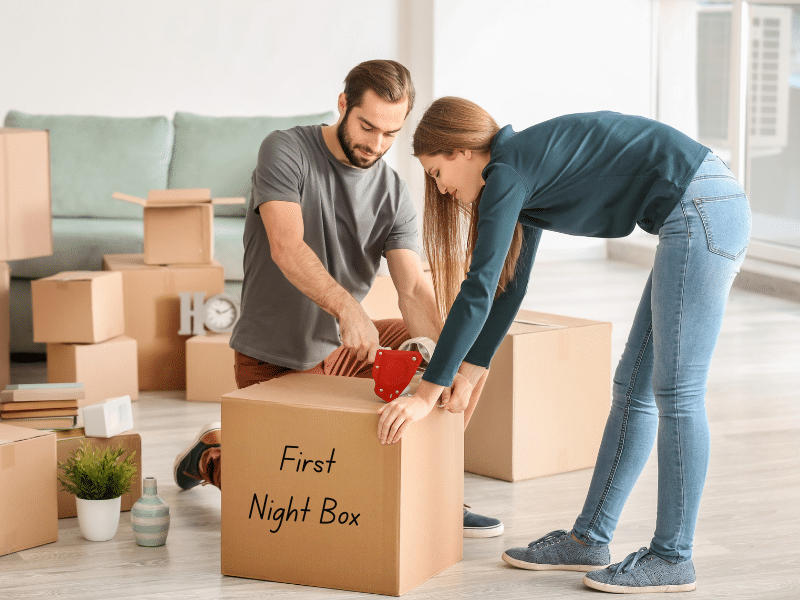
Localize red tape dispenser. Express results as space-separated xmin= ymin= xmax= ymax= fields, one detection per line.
xmin=372 ymin=348 xmax=423 ymax=402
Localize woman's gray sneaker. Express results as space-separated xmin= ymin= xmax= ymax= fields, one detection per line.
xmin=583 ymin=547 xmax=697 ymax=593
xmin=502 ymin=530 xmax=610 ymax=572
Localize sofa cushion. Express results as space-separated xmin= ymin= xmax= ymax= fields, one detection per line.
xmin=169 ymin=111 xmax=335 ymax=217
xmin=3 ymin=111 xmax=171 ymax=219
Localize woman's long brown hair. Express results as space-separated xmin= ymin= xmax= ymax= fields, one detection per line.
xmin=413 ymin=96 xmax=523 ymax=321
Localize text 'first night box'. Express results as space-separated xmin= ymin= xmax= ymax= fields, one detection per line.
xmin=113 ymin=189 xmax=244 ymax=265
xmin=464 ymin=310 xmax=612 ymax=482
xmin=31 ymin=271 xmax=125 ymax=344
xmin=103 ymin=253 xmax=224 ymax=391
xmin=0 ymin=423 xmax=58 ymax=557
xmin=221 ymin=374 xmax=463 ymax=596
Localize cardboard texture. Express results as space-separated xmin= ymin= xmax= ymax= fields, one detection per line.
xmin=185 ymin=332 xmax=237 ymax=402
xmin=55 ymin=428 xmax=142 ymax=519
xmin=0 ymin=128 xmax=53 ymax=261
xmin=0 ymin=262 xmax=9 ymax=391
xmin=143 ymin=204 xmax=213 ymax=265
xmin=361 ymin=270 xmax=433 ymax=321
xmin=31 ymin=271 xmax=125 ymax=344
xmin=47 ymin=335 xmax=139 ymax=406
xmin=0 ymin=423 xmax=58 ymax=556
xmin=113 ymin=189 xmax=245 ymax=266
xmin=221 ymin=374 xmax=463 ymax=596
xmin=464 ymin=310 xmax=612 ymax=482
xmin=103 ymin=254 xmax=224 ymax=390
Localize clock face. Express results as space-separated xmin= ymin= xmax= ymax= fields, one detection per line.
xmin=203 ymin=294 xmax=240 ymax=333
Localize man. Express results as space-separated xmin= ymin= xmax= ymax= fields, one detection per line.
xmin=173 ymin=59 xmax=502 ymax=538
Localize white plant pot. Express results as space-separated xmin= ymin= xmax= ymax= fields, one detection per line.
xmin=75 ymin=496 xmax=122 ymax=541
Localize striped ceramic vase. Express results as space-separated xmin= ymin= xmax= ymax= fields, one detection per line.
xmin=131 ymin=477 xmax=170 ymax=546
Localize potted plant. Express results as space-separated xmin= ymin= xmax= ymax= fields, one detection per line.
xmin=58 ymin=442 xmax=138 ymax=541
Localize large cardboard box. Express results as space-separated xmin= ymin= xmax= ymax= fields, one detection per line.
xmin=55 ymin=429 xmax=142 ymax=519
xmin=103 ymin=254 xmax=224 ymax=390
xmin=113 ymin=189 xmax=244 ymax=266
xmin=221 ymin=374 xmax=463 ymax=596
xmin=465 ymin=310 xmax=612 ymax=482
xmin=0 ymin=128 xmax=53 ymax=261
xmin=31 ymin=271 xmax=125 ymax=344
xmin=0 ymin=262 xmax=9 ymax=391
xmin=0 ymin=423 xmax=58 ymax=556
xmin=185 ymin=332 xmax=237 ymax=402
xmin=47 ymin=335 xmax=139 ymax=406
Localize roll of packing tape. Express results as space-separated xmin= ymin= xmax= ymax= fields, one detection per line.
xmin=398 ymin=337 xmax=436 ymax=365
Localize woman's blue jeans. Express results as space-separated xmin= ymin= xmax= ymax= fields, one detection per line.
xmin=572 ymin=153 xmax=751 ymax=562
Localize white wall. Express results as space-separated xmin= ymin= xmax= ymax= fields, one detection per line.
xmin=0 ymin=0 xmax=398 ymax=118
xmin=430 ymin=0 xmax=657 ymax=260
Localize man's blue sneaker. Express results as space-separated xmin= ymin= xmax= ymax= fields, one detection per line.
xmin=173 ymin=422 xmax=221 ymax=490
xmin=583 ymin=547 xmax=697 ymax=593
xmin=464 ymin=506 xmax=504 ymax=538
xmin=502 ymin=530 xmax=610 ymax=571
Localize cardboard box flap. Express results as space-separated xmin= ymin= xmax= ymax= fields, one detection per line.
xmin=222 ymin=374 xmax=386 ymax=413
xmin=0 ymin=422 xmax=55 ymax=445
xmin=113 ymin=190 xmax=245 ymax=208
xmin=513 ymin=309 xmax=603 ymax=331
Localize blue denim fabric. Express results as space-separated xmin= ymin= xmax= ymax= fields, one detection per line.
xmin=573 ymin=153 xmax=751 ymax=561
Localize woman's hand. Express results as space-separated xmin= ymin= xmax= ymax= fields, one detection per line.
xmin=377 ymin=394 xmax=436 ymax=444
xmin=377 ymin=379 xmax=444 ymax=444
xmin=437 ymin=372 xmax=473 ymax=413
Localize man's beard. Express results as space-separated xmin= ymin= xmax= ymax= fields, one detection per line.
xmin=336 ymin=109 xmax=384 ymax=169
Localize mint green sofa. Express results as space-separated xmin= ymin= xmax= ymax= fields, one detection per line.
xmin=4 ymin=110 xmax=334 ymax=354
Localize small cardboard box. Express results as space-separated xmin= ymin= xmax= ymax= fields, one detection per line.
xmin=0 ymin=128 xmax=53 ymax=261
xmin=464 ymin=310 xmax=612 ymax=482
xmin=0 ymin=261 xmax=9 ymax=391
xmin=0 ymin=423 xmax=58 ymax=556
xmin=103 ymin=254 xmax=224 ymax=390
xmin=55 ymin=428 xmax=142 ymax=519
xmin=186 ymin=332 xmax=237 ymax=402
xmin=361 ymin=267 xmax=432 ymax=321
xmin=113 ymin=189 xmax=244 ymax=265
xmin=221 ymin=374 xmax=463 ymax=596
xmin=47 ymin=335 xmax=139 ymax=406
xmin=31 ymin=271 xmax=125 ymax=344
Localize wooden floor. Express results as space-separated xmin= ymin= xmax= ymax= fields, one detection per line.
xmin=2 ymin=258 xmax=798 ymax=599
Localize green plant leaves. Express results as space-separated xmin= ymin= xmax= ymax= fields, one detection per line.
xmin=57 ymin=442 xmax=138 ymax=501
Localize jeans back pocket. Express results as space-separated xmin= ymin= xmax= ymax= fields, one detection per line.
xmin=693 ymin=194 xmax=751 ymax=260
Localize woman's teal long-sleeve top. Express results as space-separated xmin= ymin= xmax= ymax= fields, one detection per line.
xmin=422 ymin=111 xmax=710 ymax=387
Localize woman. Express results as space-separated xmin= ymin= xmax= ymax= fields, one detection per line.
xmin=377 ymin=97 xmax=751 ymax=594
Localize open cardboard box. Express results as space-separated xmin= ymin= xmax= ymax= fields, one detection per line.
xmin=113 ymin=189 xmax=244 ymax=265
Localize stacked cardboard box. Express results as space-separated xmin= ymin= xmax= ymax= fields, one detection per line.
xmin=104 ymin=189 xmax=243 ymax=392
xmin=0 ymin=423 xmax=58 ymax=556
xmin=31 ymin=271 xmax=138 ymax=405
xmin=0 ymin=383 xmax=84 ymax=430
xmin=0 ymin=128 xmax=54 ymax=390
xmin=103 ymin=254 xmax=224 ymax=391
xmin=185 ymin=332 xmax=237 ymax=402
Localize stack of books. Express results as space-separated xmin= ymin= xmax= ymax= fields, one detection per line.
xmin=0 ymin=383 xmax=85 ymax=430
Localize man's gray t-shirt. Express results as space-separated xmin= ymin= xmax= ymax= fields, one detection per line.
xmin=229 ymin=125 xmax=419 ymax=369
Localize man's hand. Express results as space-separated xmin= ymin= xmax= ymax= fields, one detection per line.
xmin=337 ymin=300 xmax=381 ymax=363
